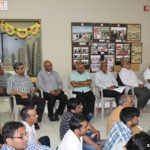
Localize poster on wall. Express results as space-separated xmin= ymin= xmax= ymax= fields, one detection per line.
xmin=111 ymin=25 xmax=127 ymax=42
xmin=127 ymin=24 xmax=141 ymax=41
xmin=72 ymin=25 xmax=93 ymax=44
xmin=93 ymin=25 xmax=111 ymax=42
xmin=108 ymin=43 xmax=115 ymax=54
xmin=90 ymin=64 xmax=100 ymax=72
xmin=115 ymin=43 xmax=131 ymax=65
xmin=104 ymin=55 xmax=114 ymax=71
xmin=131 ymin=42 xmax=142 ymax=64
xmin=72 ymin=46 xmax=90 ymax=69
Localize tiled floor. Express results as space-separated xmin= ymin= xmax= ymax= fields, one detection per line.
xmin=0 ymin=98 xmax=150 ymax=149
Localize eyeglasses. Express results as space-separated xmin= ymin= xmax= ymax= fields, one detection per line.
xmin=10 ymin=133 xmax=28 ymax=140
xmin=19 ymin=67 xmax=25 ymax=70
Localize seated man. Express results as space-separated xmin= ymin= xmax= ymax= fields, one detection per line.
xmin=58 ymin=113 xmax=88 ymax=150
xmin=124 ymin=132 xmax=150 ymax=150
xmin=21 ymin=106 xmax=50 ymax=147
xmin=1 ymin=121 xmax=53 ymax=150
xmin=94 ymin=61 xmax=123 ymax=106
xmin=0 ymin=66 xmax=11 ymax=96
xmin=107 ymin=95 xmax=141 ymax=135
xmin=69 ymin=62 xmax=95 ymax=119
xmin=143 ymin=65 xmax=150 ymax=89
xmin=7 ymin=62 xmax=45 ymax=122
xmin=103 ymin=107 xmax=140 ymax=150
xmin=119 ymin=60 xmax=150 ymax=109
xmin=37 ymin=60 xmax=68 ymax=121
xmin=60 ymin=98 xmax=101 ymax=150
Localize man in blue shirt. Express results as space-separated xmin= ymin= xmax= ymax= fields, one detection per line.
xmin=103 ymin=107 xmax=140 ymax=150
xmin=69 ymin=62 xmax=95 ymax=120
xmin=1 ymin=121 xmax=54 ymax=150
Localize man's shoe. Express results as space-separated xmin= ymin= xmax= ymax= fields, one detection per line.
xmin=55 ymin=112 xmax=59 ymax=121
xmin=49 ymin=116 xmax=58 ymax=121
xmin=34 ymin=123 xmax=40 ymax=130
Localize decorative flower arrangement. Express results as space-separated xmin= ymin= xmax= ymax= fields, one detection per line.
xmin=0 ymin=20 xmax=41 ymax=39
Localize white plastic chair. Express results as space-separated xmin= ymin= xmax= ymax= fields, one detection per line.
xmin=11 ymin=95 xmax=24 ymax=121
xmin=93 ymin=87 xmax=116 ymax=119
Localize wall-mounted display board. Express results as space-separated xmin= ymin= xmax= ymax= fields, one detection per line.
xmin=131 ymin=42 xmax=142 ymax=64
xmin=71 ymin=22 xmax=142 ymax=72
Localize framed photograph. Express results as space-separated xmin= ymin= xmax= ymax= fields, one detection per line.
xmin=104 ymin=55 xmax=114 ymax=71
xmin=131 ymin=42 xmax=142 ymax=64
xmin=81 ymin=60 xmax=89 ymax=65
xmin=81 ymin=47 xmax=89 ymax=53
xmin=127 ymin=24 xmax=141 ymax=41
xmin=72 ymin=25 xmax=93 ymax=43
xmin=98 ymin=43 xmax=108 ymax=55
xmin=111 ymin=26 xmax=127 ymax=42
xmin=90 ymin=64 xmax=100 ymax=73
xmin=90 ymin=55 xmax=101 ymax=64
xmin=73 ymin=54 xmax=81 ymax=59
xmin=108 ymin=43 xmax=115 ymax=54
xmin=81 ymin=54 xmax=89 ymax=60
xmin=73 ymin=47 xmax=81 ymax=54
xmin=94 ymin=26 xmax=111 ymax=41
xmin=73 ymin=59 xmax=80 ymax=67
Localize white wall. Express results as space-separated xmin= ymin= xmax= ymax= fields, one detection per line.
xmin=1 ymin=0 xmax=150 ymax=79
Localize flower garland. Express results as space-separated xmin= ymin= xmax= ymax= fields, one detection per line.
xmin=0 ymin=20 xmax=40 ymax=39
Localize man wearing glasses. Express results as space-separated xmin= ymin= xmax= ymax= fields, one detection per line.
xmin=69 ymin=62 xmax=95 ymax=120
xmin=1 ymin=121 xmax=54 ymax=150
xmin=7 ymin=62 xmax=45 ymax=122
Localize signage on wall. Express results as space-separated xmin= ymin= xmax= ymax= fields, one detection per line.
xmin=0 ymin=0 xmax=8 ymax=10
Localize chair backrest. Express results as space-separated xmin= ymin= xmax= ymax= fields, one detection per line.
xmin=116 ymin=72 xmax=125 ymax=86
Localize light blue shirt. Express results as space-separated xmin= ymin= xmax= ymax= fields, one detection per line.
xmin=69 ymin=71 xmax=91 ymax=93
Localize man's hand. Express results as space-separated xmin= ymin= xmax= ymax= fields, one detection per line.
xmin=55 ymin=88 xmax=61 ymax=96
xmin=139 ymin=84 xmax=144 ymax=87
xmin=0 ymin=88 xmax=4 ymax=93
xmin=106 ymin=86 xmax=115 ymax=90
xmin=20 ymin=93 xmax=28 ymax=99
xmin=50 ymin=91 xmax=57 ymax=96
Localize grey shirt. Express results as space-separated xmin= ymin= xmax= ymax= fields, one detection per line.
xmin=37 ymin=70 xmax=62 ymax=93
xmin=0 ymin=73 xmax=12 ymax=91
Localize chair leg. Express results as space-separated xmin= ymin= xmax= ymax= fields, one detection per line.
xmin=101 ymin=100 xmax=105 ymax=119
xmin=14 ymin=106 xmax=19 ymax=121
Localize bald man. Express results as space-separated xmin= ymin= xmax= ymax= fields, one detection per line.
xmin=119 ymin=60 xmax=150 ymax=109
xmin=107 ymin=95 xmax=141 ymax=135
xmin=37 ymin=60 xmax=68 ymax=121
xmin=69 ymin=62 xmax=95 ymax=120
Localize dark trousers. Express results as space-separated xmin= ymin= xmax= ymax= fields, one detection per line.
xmin=15 ymin=95 xmax=45 ymax=122
xmin=43 ymin=91 xmax=67 ymax=118
xmin=39 ymin=136 xmax=50 ymax=147
xmin=103 ymin=89 xmax=122 ymax=106
xmin=128 ymin=87 xmax=150 ymax=109
xmin=73 ymin=91 xmax=95 ymax=119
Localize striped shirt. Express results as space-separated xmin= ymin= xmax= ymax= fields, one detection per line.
xmin=0 ymin=73 xmax=12 ymax=91
xmin=103 ymin=121 xmax=132 ymax=150
xmin=59 ymin=111 xmax=73 ymax=140
xmin=1 ymin=142 xmax=54 ymax=150
xmin=7 ymin=74 xmax=34 ymax=94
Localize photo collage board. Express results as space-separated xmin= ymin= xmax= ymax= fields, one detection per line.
xmin=71 ymin=23 xmax=141 ymax=72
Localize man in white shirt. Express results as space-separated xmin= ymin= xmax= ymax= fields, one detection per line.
xmin=119 ymin=60 xmax=150 ymax=109
xmin=58 ymin=113 xmax=89 ymax=150
xmin=21 ymin=106 xmax=50 ymax=147
xmin=143 ymin=65 xmax=150 ymax=89
xmin=95 ymin=61 xmax=122 ymax=106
